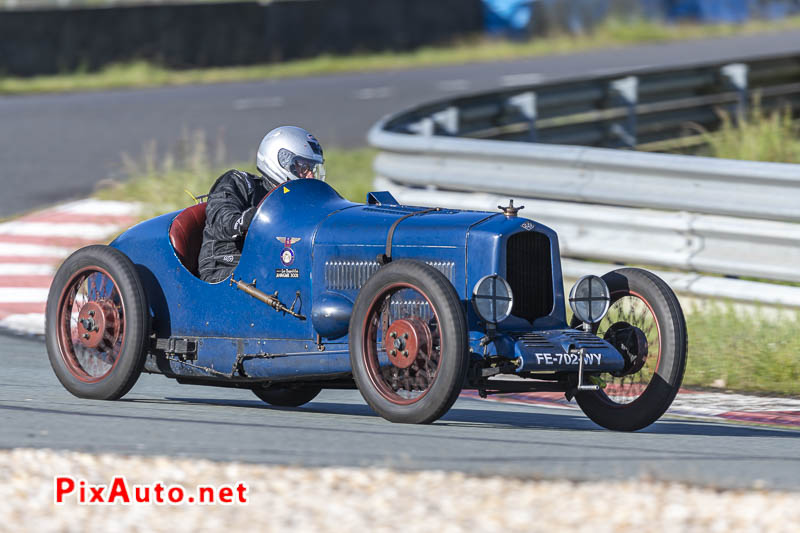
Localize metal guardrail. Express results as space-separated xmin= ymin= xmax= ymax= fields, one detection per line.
xmin=371 ymin=139 xmax=800 ymax=222
xmin=380 ymin=53 xmax=800 ymax=150
xmin=368 ymin=53 xmax=800 ymax=306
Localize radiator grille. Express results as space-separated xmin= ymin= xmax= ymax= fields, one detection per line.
xmin=562 ymin=330 xmax=608 ymax=348
xmin=506 ymin=231 xmax=554 ymax=323
xmin=517 ymin=333 xmax=555 ymax=348
xmin=325 ymin=260 xmax=455 ymax=291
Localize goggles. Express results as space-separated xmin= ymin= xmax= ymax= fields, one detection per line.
xmin=278 ymin=149 xmax=326 ymax=181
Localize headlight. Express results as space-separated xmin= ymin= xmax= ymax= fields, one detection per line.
xmin=569 ymin=275 xmax=610 ymax=324
xmin=472 ymin=274 xmax=514 ymax=324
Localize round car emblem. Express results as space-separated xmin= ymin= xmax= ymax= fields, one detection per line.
xmin=280 ymin=248 xmax=295 ymax=266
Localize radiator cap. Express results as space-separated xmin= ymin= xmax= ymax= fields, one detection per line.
xmin=498 ymin=199 xmax=524 ymax=217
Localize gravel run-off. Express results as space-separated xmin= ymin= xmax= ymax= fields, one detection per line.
xmin=1 ymin=449 xmax=798 ymax=533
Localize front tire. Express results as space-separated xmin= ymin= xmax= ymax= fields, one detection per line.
xmin=45 ymin=245 xmax=150 ymax=400
xmin=349 ymin=260 xmax=468 ymax=424
xmin=572 ymin=268 xmax=687 ymax=431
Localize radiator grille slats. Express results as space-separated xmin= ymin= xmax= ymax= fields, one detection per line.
xmin=561 ymin=330 xmax=608 ymax=348
xmin=325 ymin=260 xmax=455 ymax=291
xmin=518 ymin=333 xmax=554 ymax=348
xmin=506 ymin=232 xmax=554 ymax=323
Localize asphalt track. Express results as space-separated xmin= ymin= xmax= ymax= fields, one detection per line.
xmin=3 ymin=30 xmax=800 ymax=218
xmin=2 ymin=334 xmax=799 ymax=490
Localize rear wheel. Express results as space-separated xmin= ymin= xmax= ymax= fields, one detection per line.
xmin=252 ymin=385 xmax=321 ymax=407
xmin=349 ymin=260 xmax=468 ymax=424
xmin=572 ymin=268 xmax=687 ymax=431
xmin=45 ymin=245 xmax=149 ymax=400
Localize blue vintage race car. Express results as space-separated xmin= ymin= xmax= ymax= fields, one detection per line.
xmin=45 ymin=179 xmax=687 ymax=430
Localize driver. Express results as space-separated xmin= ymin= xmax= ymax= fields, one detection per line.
xmin=198 ymin=126 xmax=326 ymax=283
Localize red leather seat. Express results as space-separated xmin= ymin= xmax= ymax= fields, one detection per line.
xmin=169 ymin=203 xmax=207 ymax=276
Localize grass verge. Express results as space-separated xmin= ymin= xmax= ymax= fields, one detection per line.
xmin=683 ymin=304 xmax=800 ymax=396
xmin=94 ymin=142 xmax=377 ymax=216
xmin=6 ymin=16 xmax=800 ymax=95
xmin=698 ymin=101 xmax=800 ymax=163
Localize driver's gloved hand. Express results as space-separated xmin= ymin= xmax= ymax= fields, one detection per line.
xmin=233 ymin=206 xmax=258 ymax=238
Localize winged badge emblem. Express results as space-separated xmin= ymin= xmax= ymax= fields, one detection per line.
xmin=276 ymin=237 xmax=302 ymax=246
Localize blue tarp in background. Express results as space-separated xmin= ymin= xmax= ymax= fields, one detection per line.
xmin=484 ymin=0 xmax=534 ymax=34
xmin=483 ymin=0 xmax=800 ymax=35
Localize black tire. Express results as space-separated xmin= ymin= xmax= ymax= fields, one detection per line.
xmin=45 ymin=245 xmax=150 ymax=400
xmin=349 ymin=259 xmax=468 ymax=424
xmin=572 ymin=268 xmax=687 ymax=431
xmin=252 ymin=385 xmax=322 ymax=407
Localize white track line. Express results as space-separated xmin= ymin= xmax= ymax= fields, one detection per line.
xmin=0 ymin=264 xmax=55 ymax=275
xmin=436 ymin=79 xmax=471 ymax=92
xmin=500 ymin=73 xmax=544 ymax=87
xmin=353 ymin=87 xmax=393 ymax=100
xmin=0 ymin=243 xmax=72 ymax=257
xmin=233 ymin=96 xmax=285 ymax=111
xmin=0 ymin=221 xmax=121 ymax=239
xmin=55 ymin=199 xmax=140 ymax=217
xmin=0 ymin=288 xmax=50 ymax=303
xmin=0 ymin=313 xmax=45 ymax=335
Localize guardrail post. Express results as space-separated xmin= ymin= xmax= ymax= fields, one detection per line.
xmin=432 ymin=106 xmax=460 ymax=136
xmin=408 ymin=107 xmax=458 ymax=136
xmin=507 ymin=92 xmax=538 ymax=142
xmin=609 ymin=76 xmax=638 ymax=148
xmin=720 ymin=63 xmax=749 ymax=120
xmin=408 ymin=117 xmax=435 ymax=136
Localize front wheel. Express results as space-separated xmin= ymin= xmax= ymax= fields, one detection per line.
xmin=572 ymin=268 xmax=687 ymax=431
xmin=45 ymin=245 xmax=150 ymax=400
xmin=349 ymin=260 xmax=468 ymax=424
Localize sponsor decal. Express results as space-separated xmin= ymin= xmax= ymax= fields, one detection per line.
xmin=276 ymin=237 xmax=301 ymax=266
xmin=534 ymin=352 xmax=603 ymax=366
xmin=283 ymin=186 xmax=290 ymax=194
xmin=521 ymin=221 xmax=534 ymax=231
xmin=275 ymin=268 xmax=300 ymax=279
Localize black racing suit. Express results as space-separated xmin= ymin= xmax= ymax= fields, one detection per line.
xmin=198 ymin=169 xmax=274 ymax=283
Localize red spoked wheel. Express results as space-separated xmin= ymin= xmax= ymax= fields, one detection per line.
xmin=366 ymin=289 xmax=440 ymax=404
xmin=58 ymin=268 xmax=124 ymax=383
xmin=572 ymin=268 xmax=687 ymax=431
xmin=46 ymin=245 xmax=149 ymax=400
xmin=349 ymin=260 xmax=467 ymax=424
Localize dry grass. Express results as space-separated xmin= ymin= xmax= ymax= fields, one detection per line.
xmin=698 ymin=101 xmax=800 ymax=163
xmin=94 ymin=132 xmax=377 ymax=216
xmin=683 ymin=304 xmax=800 ymax=396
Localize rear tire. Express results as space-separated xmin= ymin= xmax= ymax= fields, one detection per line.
xmin=45 ymin=245 xmax=149 ymax=400
xmin=572 ymin=268 xmax=687 ymax=431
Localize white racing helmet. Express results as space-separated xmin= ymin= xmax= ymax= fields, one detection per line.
xmin=256 ymin=126 xmax=325 ymax=184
